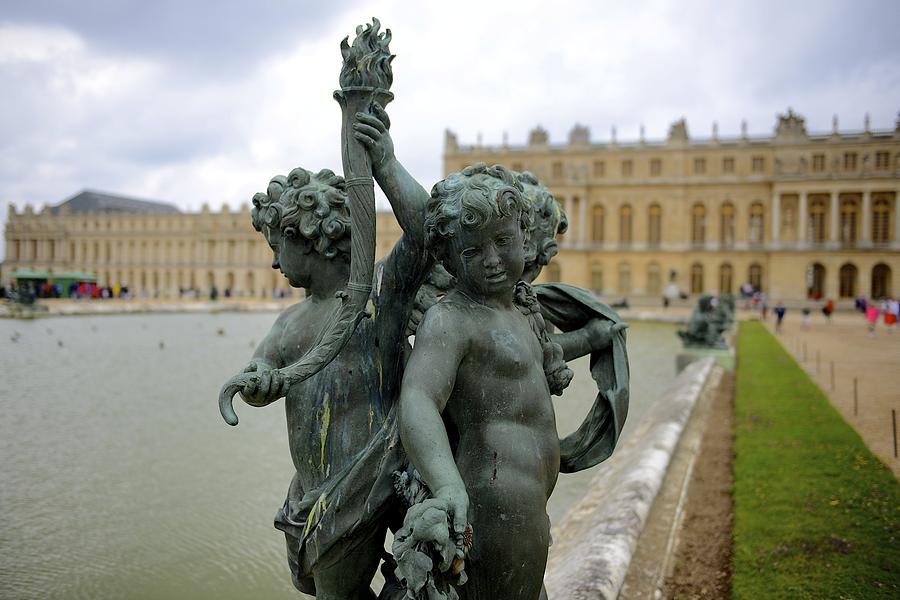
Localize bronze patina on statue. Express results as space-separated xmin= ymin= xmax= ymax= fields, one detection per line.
xmin=219 ymin=18 xmax=629 ymax=600
xmin=218 ymin=19 xmax=394 ymax=428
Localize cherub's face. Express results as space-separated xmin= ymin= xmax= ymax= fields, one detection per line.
xmin=447 ymin=213 xmax=525 ymax=302
xmin=265 ymin=225 xmax=282 ymax=270
xmin=266 ymin=225 xmax=310 ymax=289
xmin=276 ymin=233 xmax=315 ymax=289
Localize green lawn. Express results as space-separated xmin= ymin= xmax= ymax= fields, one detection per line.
xmin=733 ymin=322 xmax=899 ymax=599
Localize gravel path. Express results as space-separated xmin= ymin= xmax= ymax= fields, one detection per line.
xmin=764 ymin=311 xmax=900 ymax=476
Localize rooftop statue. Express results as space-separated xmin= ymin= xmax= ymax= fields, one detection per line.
xmin=218 ymin=18 xmax=629 ymax=600
xmin=678 ymin=294 xmax=729 ymax=349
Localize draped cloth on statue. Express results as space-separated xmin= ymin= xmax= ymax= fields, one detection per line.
xmin=534 ymin=283 xmax=630 ymax=474
xmin=275 ymin=412 xmax=405 ymax=577
xmin=276 ymin=282 xmax=629 ymax=581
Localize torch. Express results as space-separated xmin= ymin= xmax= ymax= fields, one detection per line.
xmin=219 ymin=19 xmax=394 ymax=425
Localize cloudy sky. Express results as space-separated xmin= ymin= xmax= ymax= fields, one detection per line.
xmin=1 ymin=0 xmax=899 ymax=241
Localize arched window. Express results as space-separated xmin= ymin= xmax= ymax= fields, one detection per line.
xmin=619 ymin=205 xmax=633 ymax=246
xmin=691 ymin=203 xmax=706 ymax=245
xmin=648 ymin=204 xmax=662 ymax=247
xmin=617 ymin=262 xmax=631 ymax=294
xmin=590 ymin=263 xmax=603 ymax=294
xmin=807 ymin=263 xmax=826 ymax=299
xmin=838 ymin=263 xmax=857 ymax=298
xmin=544 ymin=262 xmax=561 ymax=282
xmin=591 ymin=205 xmax=605 ymax=243
xmin=839 ymin=195 xmax=860 ymax=244
xmin=808 ymin=195 xmax=828 ymax=243
xmin=720 ymin=203 xmax=735 ymax=247
xmin=749 ymin=202 xmax=764 ymax=244
xmin=647 ymin=262 xmax=661 ymax=295
xmin=872 ymin=195 xmax=892 ymax=244
xmin=748 ymin=263 xmax=763 ymax=291
xmin=718 ymin=263 xmax=733 ymax=294
xmin=690 ymin=263 xmax=704 ymax=294
xmin=871 ymin=263 xmax=891 ymax=299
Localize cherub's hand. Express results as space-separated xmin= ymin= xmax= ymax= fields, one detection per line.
xmin=583 ymin=319 xmax=628 ymax=351
xmin=238 ymin=360 xmax=285 ymax=407
xmin=393 ymin=487 xmax=469 ymax=574
xmin=434 ymin=485 xmax=470 ymax=555
xmin=352 ymin=102 xmax=395 ymax=172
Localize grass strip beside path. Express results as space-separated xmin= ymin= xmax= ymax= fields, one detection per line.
xmin=733 ymin=321 xmax=899 ymax=599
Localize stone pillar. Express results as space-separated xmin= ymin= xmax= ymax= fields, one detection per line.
xmin=895 ymin=189 xmax=900 ymax=244
xmin=798 ymin=191 xmax=807 ymax=243
xmin=771 ymin=191 xmax=781 ymax=244
xmin=797 ymin=195 xmax=809 ymax=242
xmin=829 ymin=190 xmax=839 ymax=243
xmin=579 ymin=193 xmax=588 ymax=243
xmin=861 ymin=189 xmax=871 ymax=246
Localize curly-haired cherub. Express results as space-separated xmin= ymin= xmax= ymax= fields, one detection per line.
xmin=231 ymin=105 xmax=432 ymax=599
xmin=397 ymin=163 xmax=572 ymax=600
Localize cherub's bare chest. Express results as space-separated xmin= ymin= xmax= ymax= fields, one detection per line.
xmin=277 ymin=305 xmax=332 ymax=364
xmin=468 ymin=316 xmax=541 ymax=378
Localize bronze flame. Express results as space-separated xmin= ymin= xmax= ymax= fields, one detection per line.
xmin=339 ymin=17 xmax=395 ymax=89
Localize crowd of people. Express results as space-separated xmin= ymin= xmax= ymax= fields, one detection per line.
xmin=857 ymin=296 xmax=900 ymax=336
xmin=759 ymin=292 xmax=899 ymax=336
xmin=0 ymin=280 xmax=298 ymax=302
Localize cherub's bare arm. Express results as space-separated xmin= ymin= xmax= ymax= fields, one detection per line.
xmin=398 ymin=306 xmax=469 ymax=533
xmin=353 ymin=103 xmax=429 ymax=246
xmin=552 ymin=320 xmax=628 ymax=362
xmin=238 ymin=315 xmax=288 ymax=407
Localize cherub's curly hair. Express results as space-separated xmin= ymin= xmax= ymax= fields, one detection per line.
xmin=425 ymin=163 xmax=531 ymax=262
xmin=250 ymin=167 xmax=351 ymax=261
xmin=516 ymin=171 xmax=568 ymax=269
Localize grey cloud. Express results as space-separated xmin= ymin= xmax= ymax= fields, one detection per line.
xmin=1 ymin=0 xmax=364 ymax=78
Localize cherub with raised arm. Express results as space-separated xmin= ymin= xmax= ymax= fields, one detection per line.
xmin=229 ymin=104 xmax=433 ymax=600
xmin=397 ymin=163 xmax=573 ymax=600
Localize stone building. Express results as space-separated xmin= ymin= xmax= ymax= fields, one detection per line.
xmin=444 ymin=110 xmax=900 ymax=304
xmin=5 ymin=109 xmax=899 ymax=304
xmin=2 ymin=190 xmax=404 ymax=298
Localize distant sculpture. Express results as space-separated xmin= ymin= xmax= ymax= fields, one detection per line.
xmin=219 ymin=18 xmax=629 ymax=600
xmin=678 ymin=294 xmax=728 ymax=349
xmin=714 ymin=293 xmax=736 ymax=330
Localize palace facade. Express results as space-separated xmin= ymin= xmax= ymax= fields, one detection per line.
xmin=445 ymin=110 xmax=900 ymax=304
xmin=4 ymin=110 xmax=899 ymax=304
xmin=2 ymin=190 xmax=404 ymax=298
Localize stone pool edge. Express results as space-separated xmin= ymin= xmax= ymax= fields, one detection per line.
xmin=544 ymin=357 xmax=717 ymax=599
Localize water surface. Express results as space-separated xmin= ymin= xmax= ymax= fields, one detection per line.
xmin=0 ymin=313 xmax=678 ymax=599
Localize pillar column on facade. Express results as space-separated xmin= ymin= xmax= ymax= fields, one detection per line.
xmin=895 ymin=189 xmax=900 ymax=244
xmin=861 ymin=189 xmax=871 ymax=247
xmin=798 ymin=191 xmax=807 ymax=244
xmin=578 ymin=194 xmax=588 ymax=244
xmin=771 ymin=191 xmax=781 ymax=244
xmin=829 ymin=190 xmax=839 ymax=244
